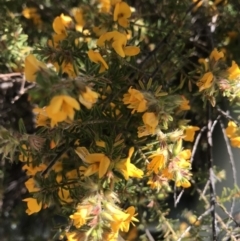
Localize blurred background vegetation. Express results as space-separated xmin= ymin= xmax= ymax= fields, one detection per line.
xmin=0 ymin=0 xmax=240 ymax=240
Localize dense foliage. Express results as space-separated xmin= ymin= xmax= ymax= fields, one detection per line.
xmin=1 ymin=0 xmax=240 ymax=240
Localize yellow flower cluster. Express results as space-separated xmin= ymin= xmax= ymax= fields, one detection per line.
xmin=24 ymin=53 xmax=99 ymax=127
xmin=45 ymin=95 xmax=80 ymax=127
xmin=196 ymin=48 xmax=240 ymax=101
xmin=19 ymin=145 xmax=46 ymax=215
xmin=225 ymin=121 xmax=240 ymax=148
xmin=50 ymin=14 xmax=78 ymax=77
xmin=33 ymin=88 xmax=98 ymax=127
xmin=20 ymin=1 xmax=202 ymax=240
xmin=87 ymin=1 xmax=140 ymax=73
xmin=228 ymin=61 xmax=240 ymax=80
xmin=75 ymin=146 xmax=143 ymax=180
xmin=147 ymin=146 xmax=192 ymax=189
xmin=123 ymin=86 xmax=159 ymax=137
xmin=196 ymin=48 xmax=224 ymax=92
xmin=68 ymin=199 xmax=139 ymax=240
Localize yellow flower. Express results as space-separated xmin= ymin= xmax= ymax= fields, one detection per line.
xmin=46 ymin=95 xmax=80 ymax=127
xmin=70 ymin=205 xmax=91 ymax=228
xmin=147 ymin=176 xmax=169 ymax=190
xmin=92 ymin=25 xmax=108 ymax=37
xmin=230 ymin=136 xmax=240 ymax=148
xmin=138 ymin=112 xmax=158 ymax=137
xmin=103 ymin=231 xmax=119 ymax=241
xmin=176 ymin=177 xmax=191 ymax=188
xmin=72 ymin=8 xmax=85 ymax=32
xmin=96 ymin=140 xmax=106 ymax=148
xmin=66 ymin=231 xmax=86 ymax=241
xmin=22 ymin=163 xmax=47 ymax=176
xmin=50 ymin=140 xmax=57 ymax=149
xmin=113 ymin=2 xmax=131 ymax=28
xmin=196 ymin=71 xmax=214 ymax=91
xmin=183 ymin=126 xmax=200 ymax=142
xmin=209 ymin=48 xmax=224 ymax=62
xmin=19 ymin=145 xmax=32 ymax=162
xmin=148 ymin=153 xmax=166 ymax=174
xmin=107 ymin=206 xmax=129 ymax=232
xmin=24 ymin=54 xmax=47 ymax=82
xmin=54 ymin=61 xmax=77 ymax=78
xmin=75 ymin=147 xmax=90 ymax=161
xmin=23 ymin=198 xmax=42 ymax=215
xmin=79 ymin=86 xmax=99 ymax=109
xmin=58 ymin=188 xmax=73 ymax=203
xmin=225 ymin=121 xmax=237 ymax=138
xmin=33 ymin=107 xmax=48 ymax=127
xmin=179 ymin=96 xmax=190 ymax=111
xmin=143 ymin=112 xmax=158 ymax=133
xmin=25 ymin=178 xmax=40 ymax=193
xmin=84 ymin=153 xmax=110 ymax=178
xmin=123 ymin=87 xmax=147 ymax=114
xmin=177 ymin=149 xmax=191 ymax=165
xmin=52 ymin=13 xmax=72 ymax=35
xmin=65 ymin=232 xmax=78 ymax=241
xmin=162 ymin=168 xmax=173 ymax=180
xmin=122 ymin=206 xmax=139 ymax=232
xmin=48 ymin=33 xmax=66 ymax=48
xmin=110 ymin=205 xmax=139 ymax=233
xmin=101 ymin=31 xmax=127 ymax=58
xmin=87 ymin=50 xmax=109 ymax=73
xmin=228 ymin=61 xmax=240 ymax=80
xmin=22 ymin=7 xmax=38 ymax=19
xmin=147 ymin=179 xmax=161 ymax=190
xmin=171 ymin=149 xmax=192 ymax=189
xmin=51 ymin=161 xmax=62 ymax=174
xmin=123 ymin=46 xmax=140 ymax=56
xmin=115 ymin=147 xmax=143 ymax=180
xmin=22 ymin=8 xmax=42 ymax=28
xmin=198 ymin=58 xmax=209 ymax=71
xmin=97 ymin=31 xmax=140 ymax=57
xmin=99 ymin=0 xmax=111 ymax=13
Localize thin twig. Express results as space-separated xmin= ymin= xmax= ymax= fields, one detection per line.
xmin=219 ymin=118 xmax=237 ymax=216
xmin=190 ymin=126 xmax=207 ymax=163
xmin=217 ymin=106 xmax=240 ymax=126
xmin=207 ymin=104 xmax=217 ymax=240
xmin=217 ymin=201 xmax=240 ymax=227
xmin=174 ymin=189 xmax=184 ymax=207
xmin=201 ymin=180 xmax=210 ymax=198
xmin=211 ymin=115 xmax=221 ymax=133
xmin=145 ymin=228 xmax=155 ymax=241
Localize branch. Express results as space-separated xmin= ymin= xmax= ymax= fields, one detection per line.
xmin=190 ymin=126 xmax=207 ymax=163
xmin=217 ymin=106 xmax=240 ymax=127
xmin=145 ymin=228 xmax=155 ymax=241
xmin=207 ymin=104 xmax=217 ymax=240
